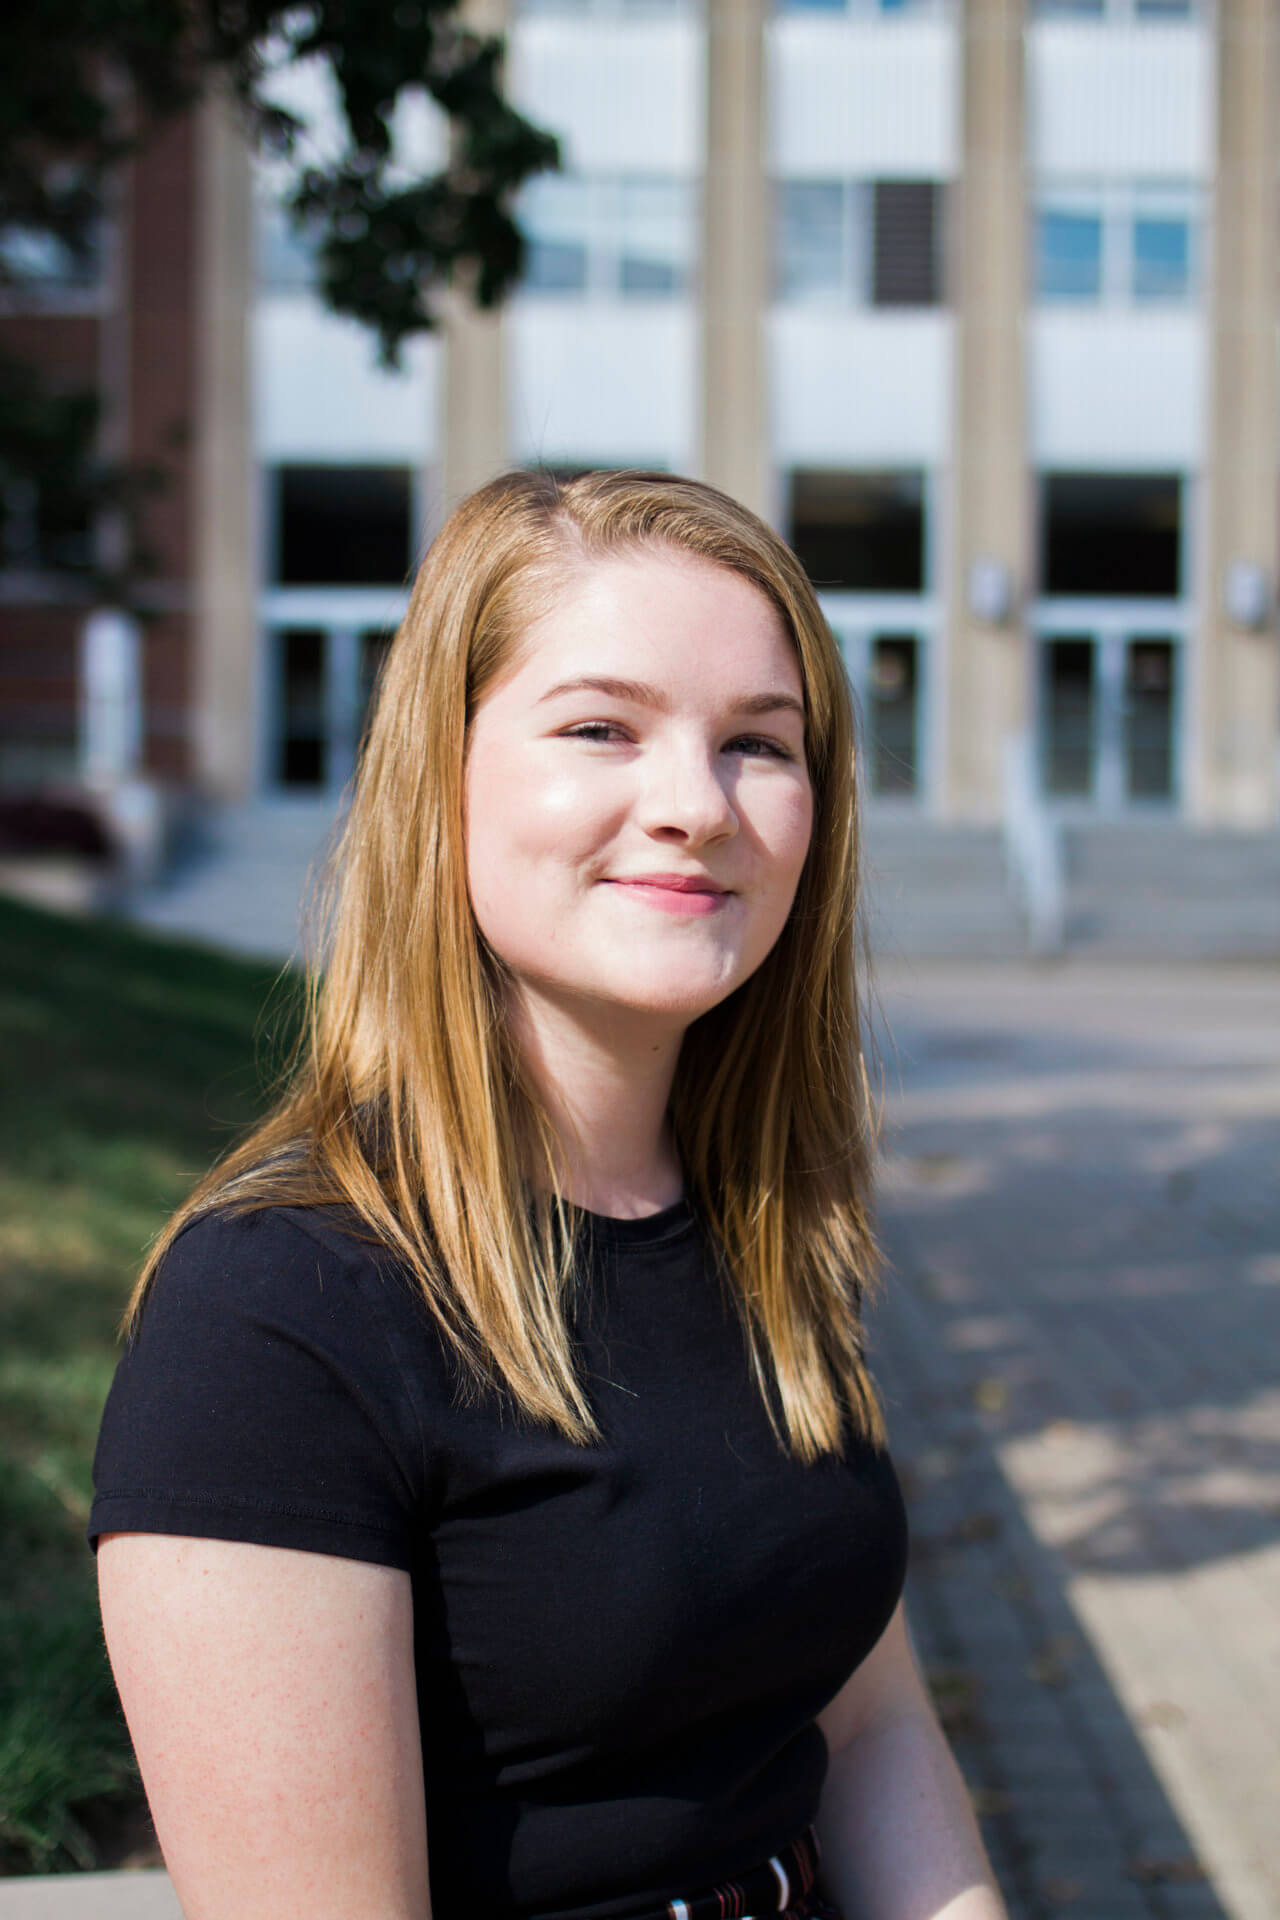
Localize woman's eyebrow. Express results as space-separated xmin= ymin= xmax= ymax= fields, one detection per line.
xmin=537 ymin=675 xmax=805 ymax=719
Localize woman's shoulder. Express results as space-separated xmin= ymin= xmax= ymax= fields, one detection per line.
xmin=147 ymin=1199 xmax=409 ymax=1322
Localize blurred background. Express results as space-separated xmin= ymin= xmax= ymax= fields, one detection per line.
xmin=0 ymin=1 xmax=1278 ymax=1916
xmin=2 ymin=0 xmax=1278 ymax=960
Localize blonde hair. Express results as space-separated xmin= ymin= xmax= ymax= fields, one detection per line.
xmin=130 ymin=469 xmax=886 ymax=1459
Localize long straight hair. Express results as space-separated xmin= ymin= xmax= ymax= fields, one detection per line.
xmin=130 ymin=470 xmax=886 ymax=1459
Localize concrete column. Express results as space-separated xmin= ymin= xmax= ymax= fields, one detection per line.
xmin=1192 ymin=0 xmax=1280 ymax=826
xmin=941 ymin=0 xmax=1031 ymax=822
xmin=439 ymin=0 xmax=511 ymax=516
xmin=193 ymin=90 xmax=257 ymax=801
xmin=698 ymin=0 xmax=769 ymax=519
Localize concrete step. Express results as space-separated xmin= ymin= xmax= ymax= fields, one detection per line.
xmin=126 ymin=797 xmax=342 ymax=963
xmin=863 ymin=823 xmax=1026 ymax=958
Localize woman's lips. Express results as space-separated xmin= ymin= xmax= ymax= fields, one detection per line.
xmin=602 ymin=875 xmax=732 ymax=916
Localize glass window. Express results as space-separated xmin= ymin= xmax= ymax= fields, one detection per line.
xmin=1035 ymin=208 xmax=1103 ymax=300
xmin=1 ymin=479 xmax=93 ymax=574
xmin=776 ymin=181 xmax=847 ymax=301
xmin=777 ymin=0 xmax=939 ymax=12
xmin=871 ymin=181 xmax=942 ymax=307
xmin=276 ymin=467 xmax=413 ymax=587
xmin=519 ymin=176 xmax=691 ymax=298
xmin=615 ymin=180 xmax=693 ymax=295
xmin=520 ymin=177 xmax=592 ymax=293
xmin=789 ymin=470 xmax=926 ymax=592
xmin=1132 ymin=214 xmax=1191 ymax=301
xmin=257 ymin=197 xmax=322 ymax=293
xmin=517 ymin=0 xmax=684 ymax=13
xmin=1041 ymin=473 xmax=1181 ymax=598
xmin=0 ymin=223 xmax=104 ymax=298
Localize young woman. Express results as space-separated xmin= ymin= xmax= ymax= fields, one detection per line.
xmin=92 ymin=470 xmax=1007 ymax=1920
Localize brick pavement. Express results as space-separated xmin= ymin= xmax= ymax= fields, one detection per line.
xmin=871 ymin=960 xmax=1280 ymax=1920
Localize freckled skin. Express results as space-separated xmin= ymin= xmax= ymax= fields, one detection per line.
xmin=464 ymin=552 xmax=815 ymax=1033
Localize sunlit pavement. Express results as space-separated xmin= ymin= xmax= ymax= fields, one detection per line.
xmin=872 ymin=959 xmax=1280 ymax=1920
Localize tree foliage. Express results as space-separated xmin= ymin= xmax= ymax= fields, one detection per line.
xmin=0 ymin=0 xmax=559 ymax=593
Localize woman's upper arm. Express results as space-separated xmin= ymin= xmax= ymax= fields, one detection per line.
xmin=98 ymin=1532 xmax=429 ymax=1920
xmin=816 ymin=1597 xmax=934 ymax=1755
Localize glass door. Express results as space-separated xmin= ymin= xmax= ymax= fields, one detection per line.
xmin=868 ymin=634 xmax=920 ymax=796
xmin=1040 ymin=636 xmax=1096 ymax=798
xmin=1124 ymin=637 xmax=1177 ymax=802
xmin=270 ymin=624 xmax=398 ymax=794
xmin=1037 ymin=630 xmax=1180 ymax=809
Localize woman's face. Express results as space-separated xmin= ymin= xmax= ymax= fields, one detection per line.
xmin=464 ymin=548 xmax=813 ymax=1039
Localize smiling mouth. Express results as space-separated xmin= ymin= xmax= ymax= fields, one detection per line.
xmin=604 ymin=875 xmax=730 ymax=895
xmin=601 ymin=876 xmax=733 ymax=916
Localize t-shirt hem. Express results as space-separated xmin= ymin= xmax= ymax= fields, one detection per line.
xmin=87 ymin=1491 xmax=412 ymax=1571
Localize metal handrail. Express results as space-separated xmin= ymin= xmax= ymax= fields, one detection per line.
xmin=1001 ymin=733 xmax=1066 ymax=956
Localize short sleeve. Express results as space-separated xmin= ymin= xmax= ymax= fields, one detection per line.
xmin=89 ymin=1206 xmax=428 ymax=1569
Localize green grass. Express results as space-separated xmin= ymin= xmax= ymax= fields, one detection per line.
xmin=0 ymin=897 xmax=301 ymax=1873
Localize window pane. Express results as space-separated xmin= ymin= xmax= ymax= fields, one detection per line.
xmin=277 ymin=467 xmax=413 ymax=586
xmin=871 ymin=181 xmax=941 ymax=307
xmin=1041 ymin=473 xmax=1181 ymax=598
xmin=1035 ymin=208 xmax=1103 ymax=300
xmin=776 ymin=181 xmax=846 ymax=300
xmin=0 ymin=223 xmax=102 ymax=293
xmin=1132 ymin=215 xmax=1191 ymax=301
xmin=789 ymin=470 xmax=926 ymax=592
xmin=617 ymin=180 xmax=691 ymax=295
xmin=1135 ymin=0 xmax=1192 ymax=16
xmin=870 ymin=635 xmax=919 ymax=796
xmin=519 ymin=178 xmax=591 ymax=293
xmin=257 ymin=198 xmax=320 ymax=293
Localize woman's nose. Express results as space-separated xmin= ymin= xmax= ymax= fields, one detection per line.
xmin=635 ymin=740 xmax=738 ymax=844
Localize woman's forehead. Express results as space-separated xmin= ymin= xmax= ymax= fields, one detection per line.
xmin=501 ymin=548 xmax=802 ymax=695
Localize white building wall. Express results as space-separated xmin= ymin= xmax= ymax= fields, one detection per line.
xmin=254 ymin=302 xmax=439 ymax=463
xmin=768 ymin=17 xmax=959 ymax=179
xmin=509 ymin=18 xmax=703 ymax=175
xmin=1028 ymin=22 xmax=1213 ymax=180
xmin=1029 ymin=311 xmax=1205 ymax=469
xmin=769 ymin=312 xmax=951 ymax=467
xmin=1027 ymin=21 xmax=1212 ymax=473
xmin=508 ymin=304 xmax=697 ymax=468
xmin=506 ymin=17 xmax=702 ymax=469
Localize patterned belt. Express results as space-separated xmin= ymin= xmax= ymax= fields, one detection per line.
xmin=663 ymin=1827 xmax=838 ymax=1920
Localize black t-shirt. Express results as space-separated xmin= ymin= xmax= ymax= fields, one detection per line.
xmin=90 ymin=1200 xmax=908 ymax=1920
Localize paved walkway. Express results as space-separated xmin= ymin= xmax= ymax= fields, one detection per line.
xmin=3 ymin=960 xmax=1276 ymax=1919
xmin=872 ymin=960 xmax=1280 ymax=1920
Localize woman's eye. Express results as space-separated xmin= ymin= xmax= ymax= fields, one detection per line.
xmin=728 ymin=735 xmax=793 ymax=761
xmin=563 ymin=721 xmax=627 ymax=743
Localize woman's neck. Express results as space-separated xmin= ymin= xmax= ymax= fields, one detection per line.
xmin=509 ymin=992 xmax=686 ymax=1219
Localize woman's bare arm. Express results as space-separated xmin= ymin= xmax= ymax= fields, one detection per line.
xmin=97 ymin=1533 xmax=429 ymax=1920
xmin=815 ymin=1600 xmax=1007 ymax=1920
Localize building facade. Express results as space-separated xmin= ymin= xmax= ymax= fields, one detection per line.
xmin=4 ymin=0 xmax=1278 ymax=835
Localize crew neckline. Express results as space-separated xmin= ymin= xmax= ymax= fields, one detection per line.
xmin=570 ymin=1195 xmax=696 ymax=1248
